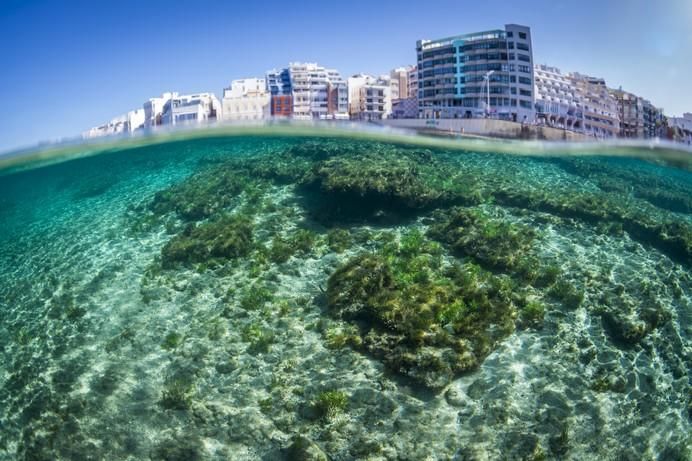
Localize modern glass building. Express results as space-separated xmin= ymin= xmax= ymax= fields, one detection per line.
xmin=416 ymin=24 xmax=535 ymax=122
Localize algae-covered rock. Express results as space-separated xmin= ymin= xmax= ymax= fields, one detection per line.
xmin=301 ymin=147 xmax=482 ymax=221
xmin=286 ymin=435 xmax=329 ymax=461
xmin=151 ymin=168 xmax=248 ymax=221
xmin=428 ymin=207 xmax=536 ymax=271
xmin=326 ymin=231 xmax=518 ymax=390
xmin=160 ymin=215 xmax=253 ymax=267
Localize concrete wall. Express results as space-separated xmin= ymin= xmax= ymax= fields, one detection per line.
xmin=378 ymin=118 xmax=591 ymax=141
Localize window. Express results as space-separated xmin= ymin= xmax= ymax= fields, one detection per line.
xmin=518 ymin=54 xmax=531 ymax=62
xmin=518 ymin=76 xmax=532 ymax=85
xmin=517 ymin=43 xmax=529 ymax=51
xmin=507 ymin=31 xmax=514 ymax=38
xmin=507 ymin=42 xmax=514 ymax=49
xmin=520 ymin=89 xmax=532 ymax=97
xmin=520 ymin=100 xmax=532 ymax=108
xmin=518 ymin=32 xmax=527 ymax=39
xmin=518 ymin=65 xmax=531 ymax=73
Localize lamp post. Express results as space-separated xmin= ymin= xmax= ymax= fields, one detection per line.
xmin=483 ymin=70 xmax=495 ymax=118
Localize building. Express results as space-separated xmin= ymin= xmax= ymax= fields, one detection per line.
xmin=568 ymin=73 xmax=619 ymax=138
xmin=669 ymin=113 xmax=692 ymax=145
xmin=390 ymin=66 xmax=413 ymax=100
xmin=407 ymin=66 xmax=418 ymax=103
xmin=416 ymin=24 xmax=535 ymax=122
xmin=83 ymin=109 xmax=145 ymax=138
xmin=534 ymin=65 xmax=583 ymax=131
xmin=144 ymin=92 xmax=177 ymax=128
xmin=391 ymin=98 xmax=419 ymax=119
xmin=287 ymin=62 xmax=348 ymax=120
xmin=608 ymin=89 xmax=664 ymax=139
xmin=266 ymin=68 xmax=293 ymax=117
xmin=221 ymin=78 xmax=270 ymax=121
xmin=162 ymin=93 xmax=220 ymax=125
xmin=348 ymin=74 xmax=392 ymax=120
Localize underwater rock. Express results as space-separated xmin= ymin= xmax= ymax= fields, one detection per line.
xmin=160 ymin=215 xmax=253 ymax=267
xmin=427 ymin=207 xmax=536 ymax=271
xmin=150 ymin=168 xmax=248 ymax=220
xmin=285 ymin=435 xmax=329 ymax=461
xmin=326 ymin=231 xmax=517 ymax=390
xmin=300 ymin=148 xmax=482 ymax=222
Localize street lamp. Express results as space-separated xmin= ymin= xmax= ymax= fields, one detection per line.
xmin=483 ymin=70 xmax=495 ymax=118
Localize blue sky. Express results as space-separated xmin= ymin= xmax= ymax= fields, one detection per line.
xmin=0 ymin=0 xmax=690 ymax=152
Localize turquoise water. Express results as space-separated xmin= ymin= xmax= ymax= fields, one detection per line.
xmin=0 ymin=129 xmax=690 ymax=460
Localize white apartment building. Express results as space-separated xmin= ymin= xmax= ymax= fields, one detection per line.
xmin=144 ymin=92 xmax=178 ymax=128
xmin=348 ymin=74 xmax=392 ymax=120
xmin=534 ymin=65 xmax=620 ymax=138
xmin=83 ymin=109 xmax=145 ymax=138
xmin=221 ymin=78 xmax=270 ymax=121
xmin=669 ymin=113 xmax=692 ymax=145
xmin=534 ymin=65 xmax=583 ymax=131
xmin=288 ymin=62 xmax=348 ymax=120
xmin=162 ymin=93 xmax=221 ymax=125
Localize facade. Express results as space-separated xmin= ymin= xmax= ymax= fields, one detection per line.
xmin=221 ymin=78 xmax=270 ymax=121
xmin=162 ymin=93 xmax=220 ymax=125
xmin=83 ymin=109 xmax=145 ymax=138
xmin=348 ymin=74 xmax=392 ymax=120
xmin=266 ymin=68 xmax=293 ymax=117
xmin=144 ymin=92 xmax=177 ymax=128
xmin=407 ymin=66 xmax=418 ymax=104
xmin=391 ymin=97 xmax=418 ymax=119
xmin=568 ymin=73 xmax=619 ymax=138
xmin=390 ymin=66 xmax=413 ymax=100
xmin=416 ymin=24 xmax=535 ymax=122
xmin=534 ymin=65 xmax=583 ymax=131
xmin=669 ymin=113 xmax=692 ymax=145
xmin=608 ymin=89 xmax=664 ymax=139
xmin=287 ymin=62 xmax=348 ymax=120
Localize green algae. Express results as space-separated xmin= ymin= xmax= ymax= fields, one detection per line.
xmin=151 ymin=168 xmax=248 ymax=221
xmin=326 ymin=230 xmax=519 ymax=390
xmin=160 ymin=214 xmax=253 ymax=268
xmin=427 ymin=207 xmax=536 ymax=271
xmin=312 ymin=390 xmax=348 ymax=420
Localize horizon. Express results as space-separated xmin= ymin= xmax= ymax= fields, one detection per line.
xmin=1 ymin=0 xmax=691 ymax=152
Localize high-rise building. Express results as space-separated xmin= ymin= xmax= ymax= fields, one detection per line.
xmin=416 ymin=24 xmax=535 ymax=122
xmin=221 ymin=78 xmax=270 ymax=121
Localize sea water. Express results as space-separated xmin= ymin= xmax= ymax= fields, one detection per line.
xmin=0 ymin=127 xmax=689 ymax=460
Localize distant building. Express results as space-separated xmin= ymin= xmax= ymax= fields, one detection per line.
xmin=534 ymin=65 xmax=583 ymax=131
xmin=348 ymin=74 xmax=392 ymax=120
xmin=568 ymin=73 xmax=619 ymax=138
xmin=162 ymin=93 xmax=220 ymax=125
xmin=390 ymin=66 xmax=413 ymax=100
xmin=266 ymin=68 xmax=293 ymax=117
xmin=608 ymin=89 xmax=664 ymax=139
xmin=221 ymin=78 xmax=270 ymax=121
xmin=144 ymin=92 xmax=177 ymax=128
xmin=287 ymin=62 xmax=348 ymax=120
xmin=416 ymin=24 xmax=535 ymax=122
xmin=83 ymin=109 xmax=145 ymax=138
xmin=669 ymin=113 xmax=692 ymax=145
xmin=391 ymin=97 xmax=418 ymax=119
xmin=407 ymin=66 xmax=418 ymax=103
